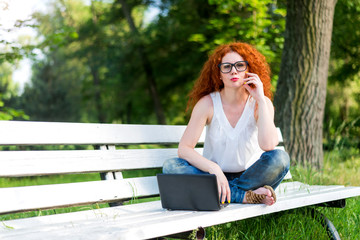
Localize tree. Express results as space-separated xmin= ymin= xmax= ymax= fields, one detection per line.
xmin=18 ymin=0 xmax=90 ymax=122
xmin=21 ymin=52 xmax=85 ymax=122
xmin=116 ymin=0 xmax=166 ymax=124
xmin=274 ymin=0 xmax=337 ymax=168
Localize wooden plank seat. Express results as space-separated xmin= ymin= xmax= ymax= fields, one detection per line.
xmin=0 ymin=121 xmax=359 ymax=240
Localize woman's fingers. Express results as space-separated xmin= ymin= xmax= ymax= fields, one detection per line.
xmin=219 ymin=182 xmax=231 ymax=204
xmin=243 ymin=73 xmax=265 ymax=101
xmin=214 ymin=171 xmax=231 ymax=204
xmin=221 ymin=185 xmax=227 ymax=203
xmin=227 ymin=185 xmax=231 ymax=203
xmin=244 ymin=75 xmax=261 ymax=86
xmin=218 ymin=180 xmax=222 ymax=199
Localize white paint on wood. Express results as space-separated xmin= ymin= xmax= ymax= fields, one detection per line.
xmin=0 ymin=148 xmax=203 ymax=177
xmin=0 ymin=121 xmax=196 ymax=145
xmin=114 ymin=172 xmax=123 ymax=179
xmin=274 ymin=146 xmax=292 ymax=180
xmin=276 ymin=127 xmax=283 ymax=143
xmin=99 ymin=144 xmax=124 ymax=180
xmin=0 ymin=121 xmax=279 ymax=146
xmin=0 ymin=177 xmax=159 ymax=214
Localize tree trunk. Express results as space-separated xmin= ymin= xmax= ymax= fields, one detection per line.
xmin=118 ymin=0 xmax=166 ymax=124
xmin=89 ymin=66 xmax=106 ymax=123
xmin=274 ymin=0 xmax=337 ymax=169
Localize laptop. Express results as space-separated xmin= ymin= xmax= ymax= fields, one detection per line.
xmin=156 ymin=174 xmax=229 ymax=211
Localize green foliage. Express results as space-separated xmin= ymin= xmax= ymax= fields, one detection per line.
xmin=324 ymin=0 xmax=360 ymax=151
xmin=4 ymin=0 xmax=286 ymax=124
xmin=0 ymin=62 xmax=28 ymax=120
xmin=20 ymin=51 xmax=86 ymax=122
xmin=330 ymin=0 xmax=360 ymax=83
xmin=0 ymin=35 xmax=36 ymax=65
xmin=190 ymin=0 xmax=286 ymax=78
xmin=19 ymin=0 xmax=105 ymax=122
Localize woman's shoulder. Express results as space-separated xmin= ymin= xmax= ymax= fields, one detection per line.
xmin=192 ymin=94 xmax=214 ymax=120
xmin=197 ymin=91 xmax=220 ymax=108
xmin=194 ymin=94 xmax=213 ymax=110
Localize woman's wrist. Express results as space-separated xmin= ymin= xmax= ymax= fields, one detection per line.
xmin=208 ymin=163 xmax=221 ymax=175
xmin=256 ymin=96 xmax=267 ymax=107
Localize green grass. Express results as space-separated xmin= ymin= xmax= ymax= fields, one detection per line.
xmin=200 ymin=197 xmax=360 ymax=240
xmin=1 ymin=150 xmax=359 ymax=239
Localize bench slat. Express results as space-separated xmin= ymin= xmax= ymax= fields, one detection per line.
xmin=0 ymin=148 xmax=203 ymax=177
xmin=0 ymin=121 xmax=282 ymax=146
xmin=1 ymin=148 xmax=288 ymax=178
xmin=0 ymin=182 xmax=353 ymax=227
xmin=0 ymin=121 xmax=204 ymax=145
xmin=0 ymin=177 xmax=158 ymax=214
xmin=2 ymin=183 xmax=360 ymax=240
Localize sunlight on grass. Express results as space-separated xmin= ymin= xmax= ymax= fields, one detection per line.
xmin=290 ymin=149 xmax=360 ymax=186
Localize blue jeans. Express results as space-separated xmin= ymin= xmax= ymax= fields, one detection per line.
xmin=162 ymin=149 xmax=290 ymax=203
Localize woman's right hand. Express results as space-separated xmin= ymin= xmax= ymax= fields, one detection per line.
xmin=209 ymin=165 xmax=231 ymax=204
xmin=177 ymin=96 xmax=231 ymax=203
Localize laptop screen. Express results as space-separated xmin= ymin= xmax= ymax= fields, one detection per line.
xmin=157 ymin=174 xmax=227 ymax=211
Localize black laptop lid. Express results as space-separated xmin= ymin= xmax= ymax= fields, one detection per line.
xmin=157 ymin=174 xmax=221 ymax=211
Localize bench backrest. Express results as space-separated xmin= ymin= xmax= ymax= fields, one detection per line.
xmin=0 ymin=121 xmax=289 ymax=215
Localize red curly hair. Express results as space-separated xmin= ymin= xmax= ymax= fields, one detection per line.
xmin=187 ymin=42 xmax=272 ymax=111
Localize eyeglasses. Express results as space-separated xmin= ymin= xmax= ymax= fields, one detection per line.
xmin=218 ymin=61 xmax=248 ymax=73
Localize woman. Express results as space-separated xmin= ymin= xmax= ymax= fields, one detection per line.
xmin=163 ymin=42 xmax=290 ymax=206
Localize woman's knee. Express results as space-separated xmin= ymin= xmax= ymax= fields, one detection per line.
xmin=162 ymin=157 xmax=205 ymax=174
xmin=162 ymin=157 xmax=181 ymax=174
xmin=264 ymin=149 xmax=290 ymax=171
xmin=273 ymin=149 xmax=290 ymax=171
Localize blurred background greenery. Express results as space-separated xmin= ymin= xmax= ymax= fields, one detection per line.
xmin=1 ymin=0 xmax=359 ymax=153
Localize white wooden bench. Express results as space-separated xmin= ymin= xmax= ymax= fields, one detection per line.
xmin=0 ymin=121 xmax=359 ymax=240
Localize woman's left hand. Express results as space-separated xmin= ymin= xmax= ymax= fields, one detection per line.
xmin=244 ymin=72 xmax=279 ymax=150
xmin=243 ymin=72 xmax=266 ymax=102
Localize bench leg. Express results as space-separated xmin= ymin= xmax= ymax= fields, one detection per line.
xmin=317 ymin=199 xmax=346 ymax=208
xmin=277 ymin=207 xmax=341 ymax=240
xmin=309 ymin=208 xmax=341 ymax=240
xmin=99 ymin=172 xmax=124 ymax=207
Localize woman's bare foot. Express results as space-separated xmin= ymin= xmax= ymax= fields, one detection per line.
xmin=243 ymin=187 xmax=276 ymax=206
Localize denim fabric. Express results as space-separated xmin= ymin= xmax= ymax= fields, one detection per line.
xmin=162 ymin=149 xmax=290 ymax=203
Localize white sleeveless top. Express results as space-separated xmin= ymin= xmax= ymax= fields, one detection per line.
xmin=203 ymin=92 xmax=264 ymax=172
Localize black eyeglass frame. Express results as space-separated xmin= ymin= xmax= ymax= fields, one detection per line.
xmin=218 ymin=61 xmax=249 ymax=73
